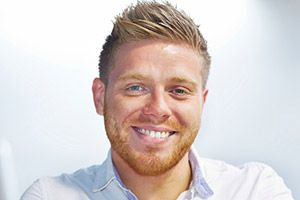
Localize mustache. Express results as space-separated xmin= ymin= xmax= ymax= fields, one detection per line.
xmin=103 ymin=107 xmax=200 ymax=133
xmin=126 ymin=115 xmax=188 ymax=132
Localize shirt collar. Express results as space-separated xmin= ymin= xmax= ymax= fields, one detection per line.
xmin=189 ymin=146 xmax=214 ymax=198
xmin=92 ymin=150 xmax=116 ymax=192
xmin=93 ymin=148 xmax=214 ymax=199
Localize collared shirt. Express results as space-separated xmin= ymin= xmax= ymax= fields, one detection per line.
xmin=111 ymin=146 xmax=213 ymax=200
xmin=21 ymin=147 xmax=294 ymax=200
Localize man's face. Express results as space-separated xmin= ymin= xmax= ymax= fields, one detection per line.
xmin=93 ymin=40 xmax=208 ymax=176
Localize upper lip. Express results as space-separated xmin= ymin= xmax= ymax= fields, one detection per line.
xmin=132 ymin=125 xmax=176 ymax=133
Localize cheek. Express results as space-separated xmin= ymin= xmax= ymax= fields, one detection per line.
xmin=108 ymin=95 xmax=145 ymax=121
xmin=172 ymin=100 xmax=202 ymax=125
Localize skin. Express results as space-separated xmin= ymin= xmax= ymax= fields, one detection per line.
xmin=92 ymin=39 xmax=208 ymax=200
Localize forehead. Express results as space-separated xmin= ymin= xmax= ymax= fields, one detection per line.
xmin=109 ymin=40 xmax=204 ymax=85
xmin=114 ymin=40 xmax=201 ymax=63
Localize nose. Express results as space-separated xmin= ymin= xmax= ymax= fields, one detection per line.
xmin=142 ymin=90 xmax=172 ymax=122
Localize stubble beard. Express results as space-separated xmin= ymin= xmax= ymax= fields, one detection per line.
xmin=103 ymin=107 xmax=200 ymax=176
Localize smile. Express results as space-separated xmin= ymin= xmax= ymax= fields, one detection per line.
xmin=133 ymin=127 xmax=176 ymax=139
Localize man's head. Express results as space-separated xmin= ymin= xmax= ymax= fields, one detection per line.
xmin=93 ymin=1 xmax=210 ymax=176
xmin=98 ymin=1 xmax=210 ymax=89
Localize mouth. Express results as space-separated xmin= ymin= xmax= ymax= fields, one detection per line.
xmin=132 ymin=126 xmax=176 ymax=139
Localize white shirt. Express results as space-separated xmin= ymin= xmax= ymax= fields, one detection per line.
xmin=21 ymin=148 xmax=294 ymax=200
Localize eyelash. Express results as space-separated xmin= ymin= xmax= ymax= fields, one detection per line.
xmin=124 ymin=85 xmax=191 ymax=98
xmin=127 ymin=85 xmax=143 ymax=91
xmin=172 ymin=88 xmax=188 ymax=95
xmin=169 ymin=87 xmax=191 ymax=99
xmin=125 ymin=85 xmax=147 ymax=95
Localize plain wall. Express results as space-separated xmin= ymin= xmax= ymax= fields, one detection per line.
xmin=0 ymin=0 xmax=299 ymax=198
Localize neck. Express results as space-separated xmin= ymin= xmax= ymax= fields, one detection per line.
xmin=112 ymin=151 xmax=192 ymax=200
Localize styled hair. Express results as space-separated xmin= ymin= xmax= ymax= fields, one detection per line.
xmin=99 ymin=1 xmax=211 ymax=88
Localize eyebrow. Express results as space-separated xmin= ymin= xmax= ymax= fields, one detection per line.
xmin=168 ymin=77 xmax=198 ymax=88
xmin=117 ymin=73 xmax=149 ymax=82
xmin=117 ymin=73 xmax=199 ymax=89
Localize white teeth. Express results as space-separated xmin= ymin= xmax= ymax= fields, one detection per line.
xmin=140 ymin=129 xmax=145 ymax=134
xmin=145 ymin=129 xmax=150 ymax=135
xmin=136 ymin=128 xmax=171 ymax=138
xmin=155 ymin=132 xmax=161 ymax=138
xmin=150 ymin=131 xmax=155 ymax=137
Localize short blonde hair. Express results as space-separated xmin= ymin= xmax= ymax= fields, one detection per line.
xmin=99 ymin=1 xmax=211 ymax=88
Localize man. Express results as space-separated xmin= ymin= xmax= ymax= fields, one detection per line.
xmin=21 ymin=1 xmax=294 ymax=199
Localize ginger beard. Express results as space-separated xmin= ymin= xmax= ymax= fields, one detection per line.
xmin=103 ymin=106 xmax=200 ymax=176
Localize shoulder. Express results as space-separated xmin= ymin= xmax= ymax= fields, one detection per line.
xmin=20 ymin=165 xmax=103 ymax=200
xmin=200 ymin=158 xmax=272 ymax=174
xmin=199 ymin=158 xmax=281 ymax=181
xmin=199 ymin=158 xmax=294 ymax=199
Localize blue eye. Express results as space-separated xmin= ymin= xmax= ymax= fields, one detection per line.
xmin=125 ymin=85 xmax=147 ymax=96
xmin=172 ymin=88 xmax=188 ymax=96
xmin=174 ymin=88 xmax=186 ymax=95
xmin=127 ymin=85 xmax=143 ymax=91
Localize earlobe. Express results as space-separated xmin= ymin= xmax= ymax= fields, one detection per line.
xmin=92 ymin=78 xmax=105 ymax=115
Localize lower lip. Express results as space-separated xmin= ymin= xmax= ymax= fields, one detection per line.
xmin=132 ymin=127 xmax=174 ymax=145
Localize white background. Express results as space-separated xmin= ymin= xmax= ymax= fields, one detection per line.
xmin=0 ymin=0 xmax=299 ymax=198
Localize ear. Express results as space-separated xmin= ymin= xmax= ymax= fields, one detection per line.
xmin=92 ymin=78 xmax=105 ymax=115
xmin=202 ymin=89 xmax=208 ymax=104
